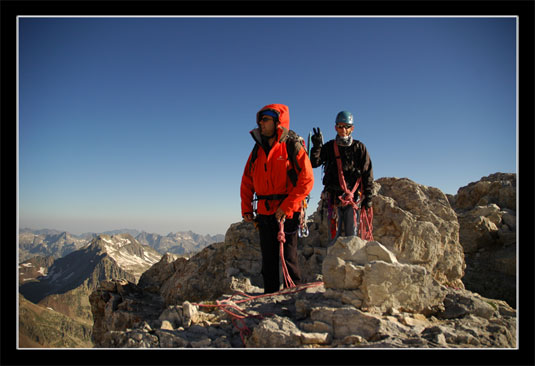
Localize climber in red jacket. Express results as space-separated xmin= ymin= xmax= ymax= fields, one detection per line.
xmin=241 ymin=103 xmax=314 ymax=293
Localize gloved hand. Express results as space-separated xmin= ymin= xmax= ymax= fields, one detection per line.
xmin=362 ymin=196 xmax=373 ymax=209
xmin=311 ymin=127 xmax=323 ymax=147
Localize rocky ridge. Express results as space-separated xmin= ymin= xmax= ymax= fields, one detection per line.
xmin=19 ymin=229 xmax=224 ymax=262
xmin=89 ymin=174 xmax=517 ymax=349
xmin=447 ymin=173 xmax=516 ymax=307
xmin=19 ymin=230 xmax=88 ymax=262
xmin=89 ymin=236 xmax=515 ymax=348
xmin=136 ymin=231 xmax=224 ymax=256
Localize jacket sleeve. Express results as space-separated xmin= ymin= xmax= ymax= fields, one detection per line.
xmin=240 ymin=153 xmax=255 ymax=217
xmin=358 ymin=143 xmax=374 ymax=197
xmin=280 ymin=147 xmax=314 ymax=218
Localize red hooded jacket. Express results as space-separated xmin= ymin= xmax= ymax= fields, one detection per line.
xmin=240 ymin=104 xmax=314 ymax=218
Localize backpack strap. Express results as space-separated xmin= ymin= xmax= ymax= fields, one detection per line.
xmin=248 ymin=130 xmax=305 ymax=187
xmin=285 ymin=130 xmax=305 ymax=186
xmin=248 ymin=143 xmax=260 ymax=174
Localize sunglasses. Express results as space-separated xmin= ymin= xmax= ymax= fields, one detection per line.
xmin=259 ymin=116 xmax=274 ymax=122
xmin=336 ymin=124 xmax=352 ymax=129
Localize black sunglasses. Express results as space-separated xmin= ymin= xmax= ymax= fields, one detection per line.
xmin=336 ymin=124 xmax=352 ymax=129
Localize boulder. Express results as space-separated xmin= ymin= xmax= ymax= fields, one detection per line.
xmin=245 ymin=315 xmax=303 ymax=348
xmin=372 ymin=177 xmax=465 ymax=288
xmin=159 ymin=221 xmax=263 ymax=305
xmin=321 ymin=236 xmax=447 ymax=315
xmin=453 ymin=173 xmax=516 ymax=211
xmin=360 ymin=261 xmax=446 ymax=315
xmin=137 ymin=253 xmax=183 ymax=293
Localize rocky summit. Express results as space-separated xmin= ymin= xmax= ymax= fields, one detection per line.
xmin=89 ymin=174 xmax=517 ymax=349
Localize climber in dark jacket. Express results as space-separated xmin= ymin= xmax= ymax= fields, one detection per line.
xmin=310 ymin=110 xmax=374 ymax=241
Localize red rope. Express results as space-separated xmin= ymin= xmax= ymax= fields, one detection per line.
xmin=278 ymin=219 xmax=296 ymax=289
xmin=359 ymin=207 xmax=374 ymax=241
xmin=192 ymin=281 xmax=323 ymax=346
xmin=190 ymin=219 xmax=323 ymax=347
xmin=333 ymin=142 xmax=375 ymax=241
xmin=333 ymin=142 xmax=362 ymax=211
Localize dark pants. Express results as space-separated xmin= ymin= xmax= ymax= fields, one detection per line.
xmin=329 ymin=205 xmax=360 ymax=245
xmin=256 ymin=213 xmax=302 ymax=293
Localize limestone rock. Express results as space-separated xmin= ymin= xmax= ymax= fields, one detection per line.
xmin=372 ymin=177 xmax=466 ymax=288
xmin=360 ymin=261 xmax=446 ymax=315
xmin=89 ymin=279 xmax=164 ymax=347
xmin=321 ymin=236 xmax=448 ymax=315
xmin=137 ymin=253 xmax=183 ymax=293
xmin=438 ymin=288 xmax=497 ymax=320
xmin=321 ymin=237 xmax=398 ymax=291
xmin=90 ymin=277 xmax=516 ymax=349
xmin=365 ymin=241 xmax=398 ymax=263
xmin=453 ymin=173 xmax=516 ymax=211
xmin=245 ymin=315 xmax=303 ymax=348
xmin=449 ymin=173 xmax=516 ymax=308
xmin=159 ymin=221 xmax=262 ymax=305
xmin=88 ymin=173 xmax=517 ymax=350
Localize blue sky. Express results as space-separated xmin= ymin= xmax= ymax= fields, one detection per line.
xmin=18 ymin=16 xmax=517 ymax=236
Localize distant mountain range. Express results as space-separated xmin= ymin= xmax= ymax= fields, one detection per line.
xmin=18 ymin=233 xmax=165 ymax=348
xmin=18 ymin=228 xmax=225 ymax=348
xmin=19 ymin=228 xmax=225 ymax=262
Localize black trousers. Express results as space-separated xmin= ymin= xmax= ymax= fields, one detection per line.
xmin=256 ymin=213 xmax=302 ymax=293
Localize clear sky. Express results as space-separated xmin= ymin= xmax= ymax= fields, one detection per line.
xmin=18 ymin=16 xmax=517 ymax=236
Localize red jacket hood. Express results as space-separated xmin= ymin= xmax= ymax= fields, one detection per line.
xmin=256 ymin=104 xmax=290 ymax=130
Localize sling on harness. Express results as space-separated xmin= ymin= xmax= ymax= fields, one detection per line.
xmin=332 ymin=142 xmax=374 ymax=241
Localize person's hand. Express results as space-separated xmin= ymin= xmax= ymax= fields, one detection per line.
xmin=311 ymin=127 xmax=323 ymax=147
xmin=275 ymin=207 xmax=286 ymax=222
xmin=243 ymin=213 xmax=254 ymax=222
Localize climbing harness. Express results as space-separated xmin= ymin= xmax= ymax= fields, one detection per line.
xmin=334 ymin=142 xmax=362 ymax=211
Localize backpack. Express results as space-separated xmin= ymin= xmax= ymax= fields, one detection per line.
xmin=248 ymin=130 xmax=306 ymax=187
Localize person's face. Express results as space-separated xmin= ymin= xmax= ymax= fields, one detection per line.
xmin=335 ymin=123 xmax=354 ymax=138
xmin=259 ymin=115 xmax=276 ymax=137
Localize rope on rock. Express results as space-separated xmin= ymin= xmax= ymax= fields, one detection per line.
xmin=191 ymin=216 xmax=321 ymax=346
xmin=192 ymin=281 xmax=324 ymax=347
